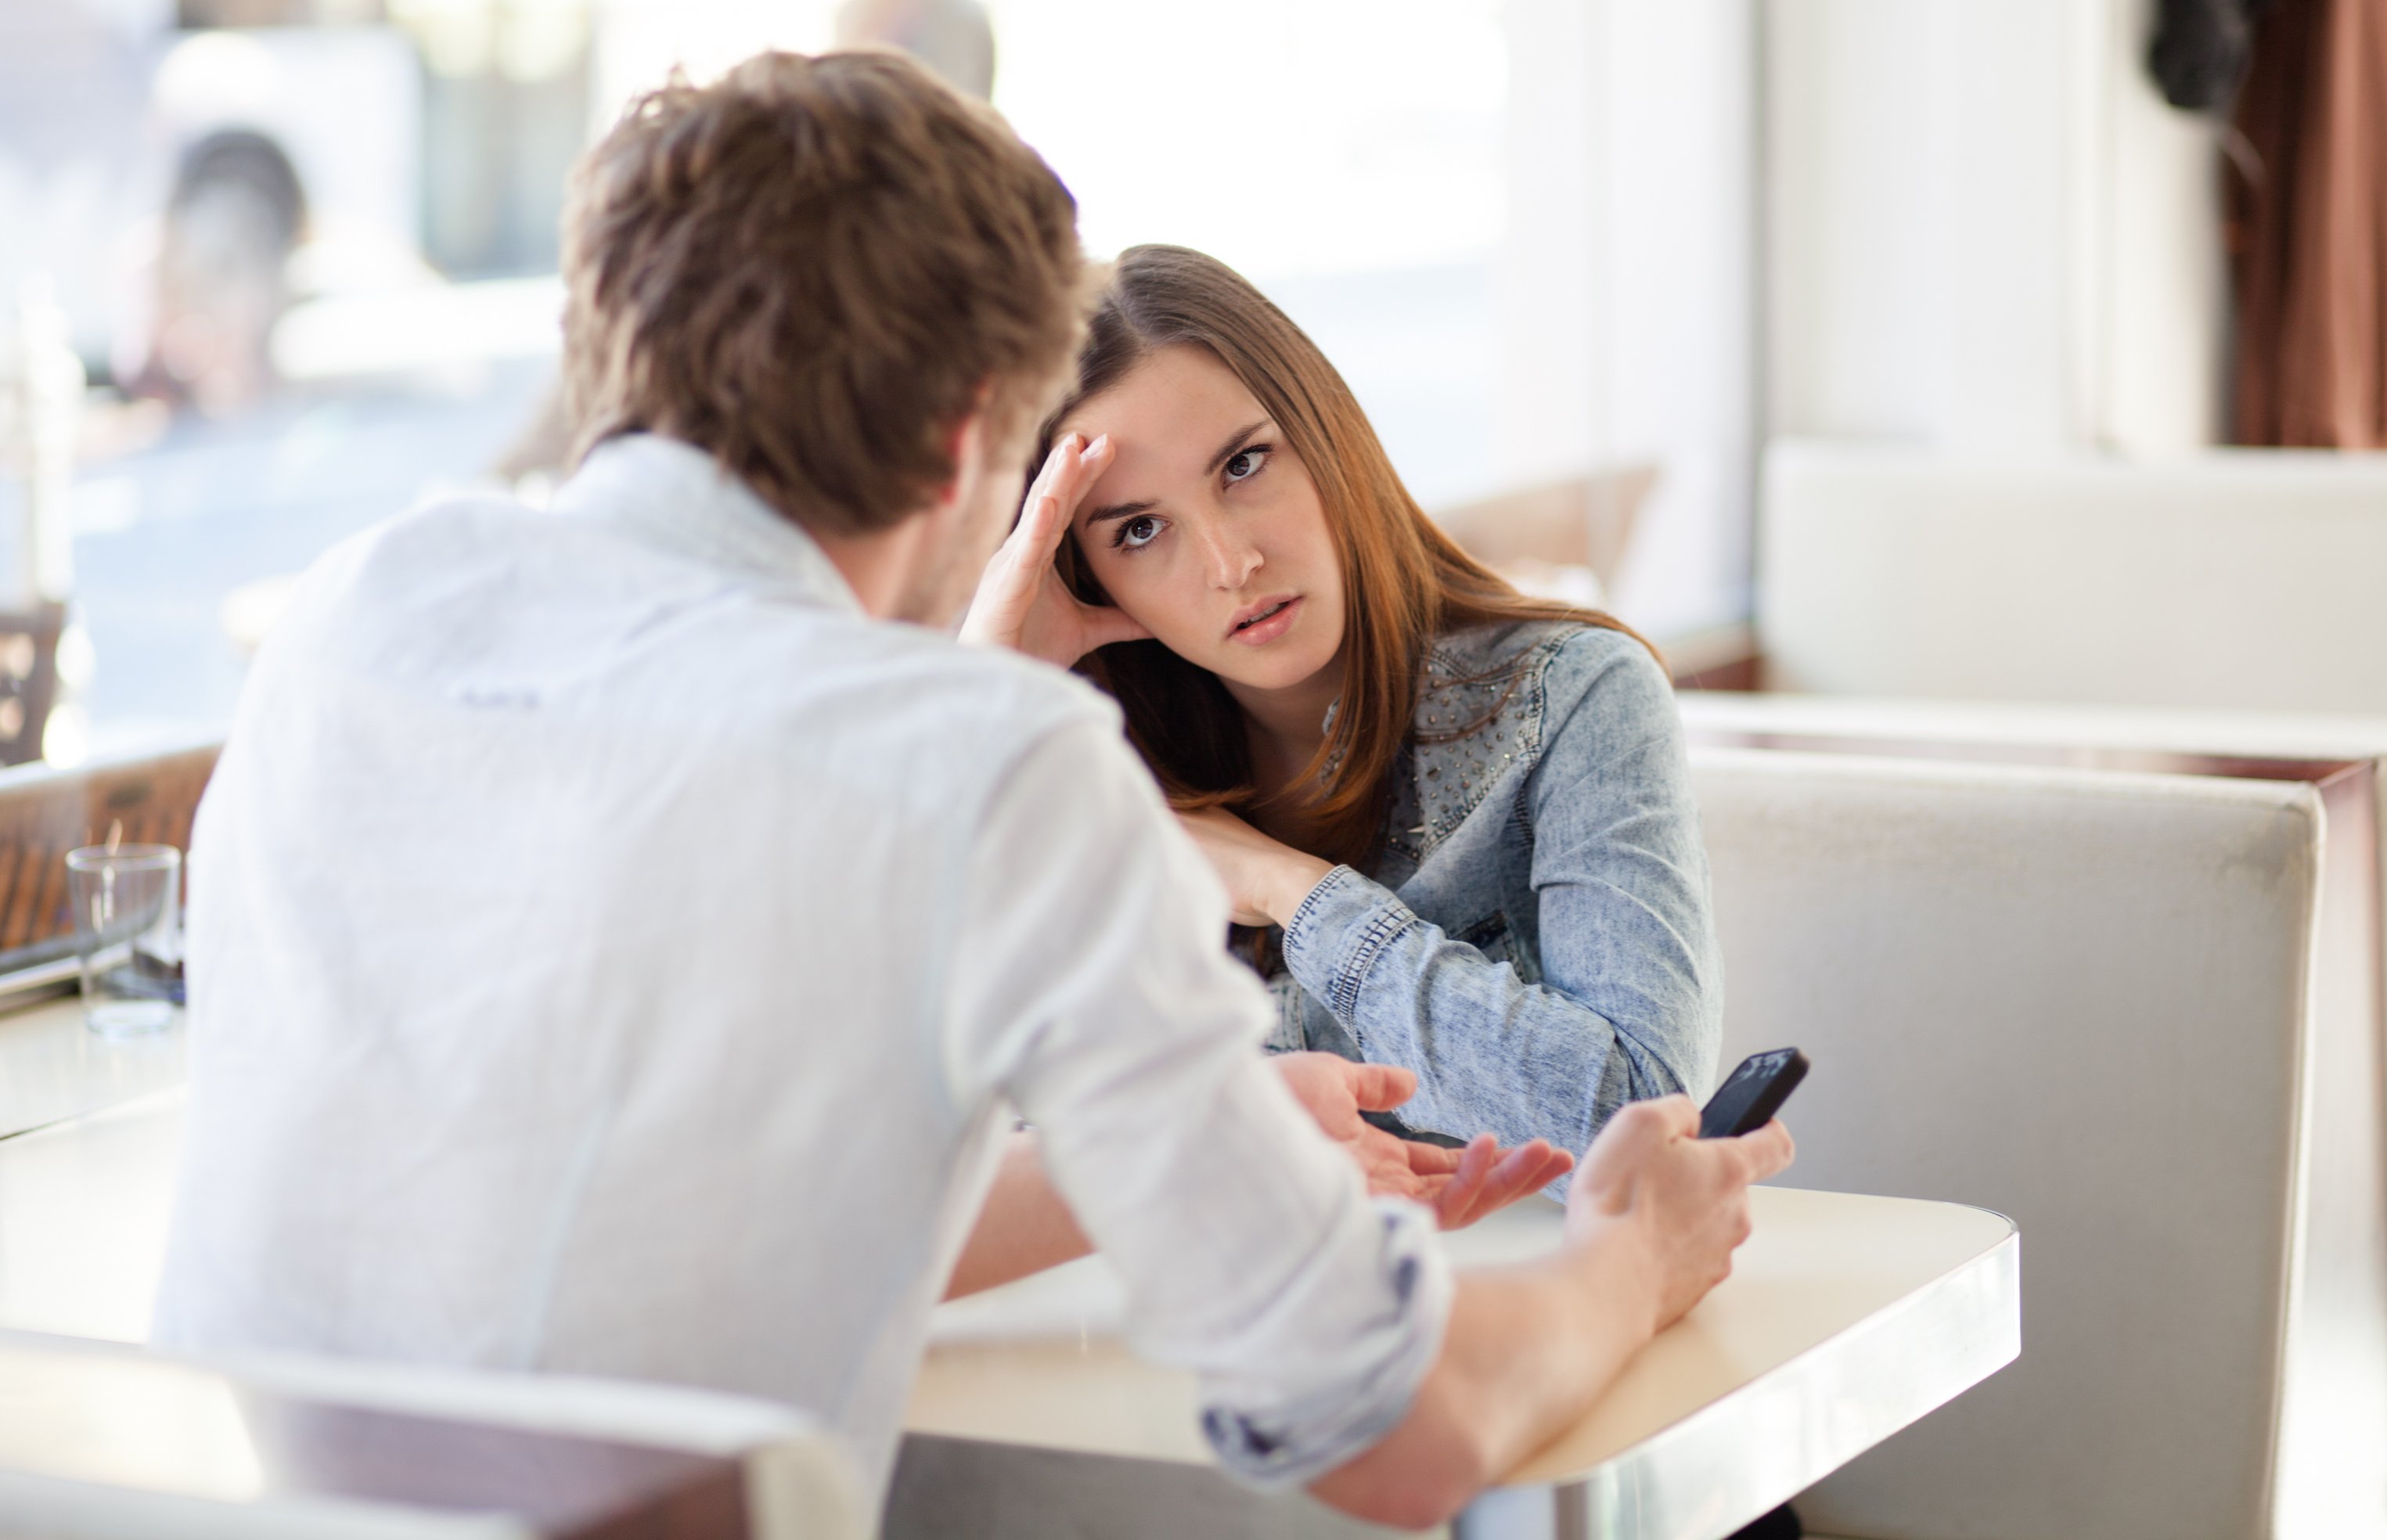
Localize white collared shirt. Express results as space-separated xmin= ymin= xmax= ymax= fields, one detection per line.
xmin=153 ymin=434 xmax=1451 ymax=1509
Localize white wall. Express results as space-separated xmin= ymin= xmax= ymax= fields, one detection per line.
xmin=1498 ymin=0 xmax=1758 ymax=638
xmin=1764 ymin=0 xmax=2227 ymax=456
xmin=1760 ymin=442 xmax=2387 ymax=713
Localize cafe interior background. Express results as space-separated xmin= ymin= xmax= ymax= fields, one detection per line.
xmin=1 ymin=1 xmax=2383 ymax=1537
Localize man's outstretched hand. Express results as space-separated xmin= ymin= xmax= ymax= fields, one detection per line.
xmin=1273 ymin=1052 xmax=1575 ymax=1229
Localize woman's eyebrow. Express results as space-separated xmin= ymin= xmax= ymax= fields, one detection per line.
xmin=1205 ymin=420 xmax=1271 ymax=475
xmin=1085 ymin=498 xmax=1157 ymax=527
xmin=1083 ymin=419 xmax=1271 ymax=526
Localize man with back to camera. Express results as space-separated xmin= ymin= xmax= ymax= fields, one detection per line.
xmin=152 ymin=52 xmax=1794 ymax=1528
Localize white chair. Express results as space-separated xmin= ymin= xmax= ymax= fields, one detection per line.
xmin=1686 ymin=725 xmax=2387 ymax=1540
xmin=0 ymin=1329 xmax=861 ymax=1540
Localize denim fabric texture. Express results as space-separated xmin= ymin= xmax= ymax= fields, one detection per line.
xmin=1267 ymin=620 xmax=1723 ymax=1175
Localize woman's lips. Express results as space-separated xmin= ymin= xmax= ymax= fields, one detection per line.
xmin=1228 ymin=595 xmax=1302 ymax=646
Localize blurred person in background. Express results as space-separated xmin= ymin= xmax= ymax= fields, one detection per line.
xmin=835 ymin=0 xmax=995 ymax=99
xmin=963 ymin=245 xmax=1723 ymax=1171
xmin=156 ymin=52 xmax=1788 ymax=1530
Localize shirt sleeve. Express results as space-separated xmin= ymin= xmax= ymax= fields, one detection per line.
xmin=1276 ymin=634 xmax=1723 ymax=1172
xmin=943 ymin=714 xmax=1454 ymax=1489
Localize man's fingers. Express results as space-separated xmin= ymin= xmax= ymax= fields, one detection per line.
xmin=1733 ymin=1119 xmax=1796 ymax=1182
xmin=1345 ymin=1061 xmax=1418 ymax=1114
xmin=1647 ymin=1094 xmax=1701 ymax=1139
xmin=1576 ymin=1099 xmax=1682 ymax=1216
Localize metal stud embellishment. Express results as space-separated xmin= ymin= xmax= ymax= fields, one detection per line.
xmin=1382 ymin=627 xmax=1571 ymax=862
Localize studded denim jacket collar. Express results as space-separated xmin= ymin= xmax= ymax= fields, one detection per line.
xmin=1382 ymin=624 xmax=1578 ymax=865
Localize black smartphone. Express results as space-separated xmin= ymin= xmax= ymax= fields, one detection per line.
xmin=1699 ymin=1048 xmax=1808 ymax=1139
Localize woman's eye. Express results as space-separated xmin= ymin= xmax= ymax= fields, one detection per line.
xmin=1114 ymin=514 xmax=1163 ymax=549
xmin=1222 ymin=445 xmax=1272 ymax=484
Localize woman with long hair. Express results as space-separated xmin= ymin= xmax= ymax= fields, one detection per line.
xmin=961 ymin=244 xmax=1720 ymax=1163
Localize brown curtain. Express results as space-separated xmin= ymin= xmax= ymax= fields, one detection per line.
xmin=2228 ymin=0 xmax=2387 ymax=448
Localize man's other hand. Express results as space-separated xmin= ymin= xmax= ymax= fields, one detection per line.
xmin=1272 ymin=1052 xmax=1575 ymax=1229
xmin=1564 ymin=1095 xmax=1796 ymax=1330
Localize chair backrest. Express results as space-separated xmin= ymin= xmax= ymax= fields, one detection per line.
xmin=0 ymin=1330 xmax=861 ymax=1540
xmin=1756 ymin=440 xmax=2387 ymax=713
xmin=0 ymin=738 xmax=218 ymax=980
xmin=1431 ymin=463 xmax=1655 ymax=590
xmin=1690 ymin=739 xmax=2387 ymax=1540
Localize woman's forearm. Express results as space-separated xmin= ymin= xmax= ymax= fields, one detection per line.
xmin=1280 ymin=866 xmax=1698 ymax=1153
xmin=944 ymin=1132 xmax=1093 ymax=1300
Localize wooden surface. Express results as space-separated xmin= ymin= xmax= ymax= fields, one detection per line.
xmin=0 ymin=740 xmax=215 ymax=967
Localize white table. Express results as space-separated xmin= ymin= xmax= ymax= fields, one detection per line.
xmin=0 ymin=995 xmax=185 ymax=1143
xmin=902 ymin=1186 xmax=2018 ymax=1540
xmin=0 ymin=1092 xmax=2019 ymax=1540
xmin=0 ymin=1090 xmax=185 ymax=1341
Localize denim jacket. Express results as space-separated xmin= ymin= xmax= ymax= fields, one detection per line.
xmin=1266 ymin=621 xmax=1723 ymax=1167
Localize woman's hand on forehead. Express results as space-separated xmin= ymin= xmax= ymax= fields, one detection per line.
xmin=957 ymin=432 xmax=1152 ymax=667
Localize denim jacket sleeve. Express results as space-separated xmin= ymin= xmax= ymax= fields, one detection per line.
xmin=1276 ymin=630 xmax=1723 ymax=1164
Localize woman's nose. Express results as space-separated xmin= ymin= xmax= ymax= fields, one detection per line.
xmin=1197 ymin=524 xmax=1263 ymax=590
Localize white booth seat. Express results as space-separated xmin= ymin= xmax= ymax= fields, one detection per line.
xmin=0 ymin=1329 xmax=860 ymax=1540
xmin=1685 ymin=723 xmax=2387 ymax=1540
xmin=1755 ymin=440 xmax=2387 ymax=714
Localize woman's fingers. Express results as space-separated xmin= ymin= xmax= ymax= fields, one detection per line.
xmin=1404 ymin=1141 xmax=1465 ymax=1178
xmin=1025 ymin=433 xmax=1109 ymax=550
xmin=1463 ymin=1140 xmax=1561 ymax=1227
xmin=1004 ymin=433 xmax=1099 ymax=559
xmin=1496 ymin=1140 xmax=1564 ymax=1196
xmin=1432 ymin=1135 xmax=1499 ymax=1227
xmin=1073 ymin=597 xmax=1152 ymax=649
xmin=1003 ymin=492 xmax=1062 ymax=567
xmin=1066 ymin=432 xmax=1111 ymax=502
xmin=1731 ymin=1119 xmax=1796 ymax=1183
xmin=1017 ymin=433 xmax=1078 ymax=528
xmin=1345 ymin=1061 xmax=1420 ymax=1115
xmin=1407 ymin=1132 xmax=1575 ymax=1229
xmin=965 ymin=433 xmax=1135 ymax=666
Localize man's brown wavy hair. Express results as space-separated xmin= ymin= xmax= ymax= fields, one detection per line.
xmin=562 ymin=50 xmax=1084 ymax=535
xmin=1053 ymin=245 xmax=1654 ymax=876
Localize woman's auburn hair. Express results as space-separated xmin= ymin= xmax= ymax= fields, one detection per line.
xmin=1050 ymin=244 xmax=1656 ymax=874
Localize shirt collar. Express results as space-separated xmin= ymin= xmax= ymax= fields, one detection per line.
xmin=553 ymin=433 xmax=865 ymax=617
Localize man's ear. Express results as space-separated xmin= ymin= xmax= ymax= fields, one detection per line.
xmin=934 ymin=380 xmax=1001 ymax=513
xmin=938 ymin=410 xmax=989 ymax=512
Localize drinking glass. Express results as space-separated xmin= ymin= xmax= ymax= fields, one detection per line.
xmin=65 ymin=844 xmax=182 ymax=1037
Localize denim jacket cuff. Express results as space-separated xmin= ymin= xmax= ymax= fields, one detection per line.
xmin=1281 ymin=865 xmax=1418 ymax=1024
